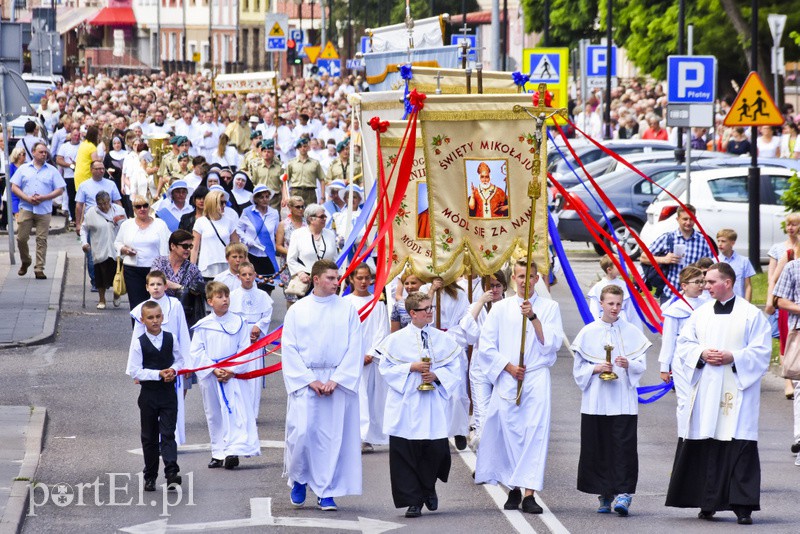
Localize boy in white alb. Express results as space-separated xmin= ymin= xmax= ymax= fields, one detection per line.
xmin=229 ymin=261 xmax=274 ymax=418
xmin=572 ymin=284 xmax=650 ymax=516
xmin=342 ymin=263 xmax=390 ymax=452
xmin=586 ymin=255 xmax=643 ymax=330
xmin=190 ymin=281 xmax=261 ymax=470
xmin=130 ymin=270 xmax=190 ymax=444
xmin=213 ymin=242 xmax=247 ymax=292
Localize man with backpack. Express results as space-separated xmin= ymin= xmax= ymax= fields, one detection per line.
xmin=640 ymin=205 xmax=714 ymax=302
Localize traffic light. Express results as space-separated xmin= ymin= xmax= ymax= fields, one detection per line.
xmin=287 ymin=39 xmax=302 ymax=66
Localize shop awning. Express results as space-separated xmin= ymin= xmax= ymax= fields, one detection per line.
xmin=89 ymin=7 xmax=137 ymax=27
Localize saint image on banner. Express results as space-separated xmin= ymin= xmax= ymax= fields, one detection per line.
xmin=417 ymin=181 xmax=431 ymax=239
xmin=467 ymin=160 xmax=509 ymax=219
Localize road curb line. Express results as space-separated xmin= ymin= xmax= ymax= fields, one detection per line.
xmin=0 ymin=406 xmax=48 ymax=534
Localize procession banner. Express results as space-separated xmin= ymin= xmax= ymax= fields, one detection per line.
xmin=351 ymin=91 xmax=405 ymax=195
xmin=408 ymin=66 xmax=518 ymax=95
xmin=419 ymin=94 xmax=550 ymax=278
xmin=364 ymin=46 xmax=461 ymax=92
xmin=379 ymin=121 xmax=461 ymax=282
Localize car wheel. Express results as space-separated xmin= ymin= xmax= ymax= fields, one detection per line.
xmin=603 ymin=219 xmax=644 ymax=260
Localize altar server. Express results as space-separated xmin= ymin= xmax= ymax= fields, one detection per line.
xmin=572 ymin=284 xmax=650 ymax=516
xmin=475 ymin=259 xmax=563 ymax=514
xmin=376 ymin=291 xmax=463 ymax=518
xmin=190 ymin=281 xmax=261 ymax=470
xmin=343 ymin=263 xmax=390 ymax=452
xmin=282 ymin=260 xmax=363 ymax=512
xmin=665 ymin=262 xmax=771 ymax=525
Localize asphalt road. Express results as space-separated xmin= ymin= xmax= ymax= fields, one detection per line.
xmin=2 ymin=233 xmax=799 ymax=533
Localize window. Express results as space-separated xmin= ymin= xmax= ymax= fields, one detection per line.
xmin=634 ymin=170 xmax=679 ymax=195
xmin=768 ymin=175 xmax=790 ymax=205
xmin=708 ymin=176 xmax=749 ymax=203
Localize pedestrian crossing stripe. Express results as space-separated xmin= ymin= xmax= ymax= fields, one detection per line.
xmin=529 ymin=53 xmax=560 ymax=83
xmin=724 ymin=71 xmax=784 ymax=127
xmin=269 ymin=22 xmax=285 ymax=37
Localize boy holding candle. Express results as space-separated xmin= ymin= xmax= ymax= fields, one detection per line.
xmin=571 ymin=284 xmax=651 ymax=516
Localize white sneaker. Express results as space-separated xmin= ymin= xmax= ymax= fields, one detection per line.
xmin=795 ymin=452 xmax=800 ymax=466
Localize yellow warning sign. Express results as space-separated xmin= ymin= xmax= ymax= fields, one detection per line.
xmin=723 ymin=71 xmax=784 ymax=127
xmin=319 ymin=41 xmax=339 ymax=60
xmin=269 ymin=23 xmax=285 ymax=37
xmin=304 ymin=46 xmax=321 ymax=64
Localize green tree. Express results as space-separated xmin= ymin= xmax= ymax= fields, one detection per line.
xmin=520 ymin=0 xmax=602 ymax=46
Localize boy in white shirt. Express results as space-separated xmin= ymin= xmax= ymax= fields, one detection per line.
xmin=586 ymin=255 xmax=643 ymax=330
xmin=213 ymin=242 xmax=247 ymax=292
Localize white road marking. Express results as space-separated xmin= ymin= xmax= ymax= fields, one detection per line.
xmin=118 ymin=497 xmax=403 ymax=533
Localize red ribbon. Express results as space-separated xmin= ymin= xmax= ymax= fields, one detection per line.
xmin=177 ymin=326 xmax=283 ymax=377
xmin=368 ymin=116 xmax=389 ymax=133
xmin=566 ymin=120 xmax=718 ymax=262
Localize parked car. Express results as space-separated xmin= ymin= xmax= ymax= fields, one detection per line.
xmin=554 ymin=161 xmax=724 ymax=259
xmin=639 ymin=166 xmax=796 ymax=261
xmin=548 ymin=139 xmax=676 ymax=188
xmin=7 ymin=115 xmax=49 ymax=149
xmin=21 ymin=74 xmax=63 ymax=107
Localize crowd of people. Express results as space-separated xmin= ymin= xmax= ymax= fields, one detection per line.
xmin=0 ymin=71 xmax=795 ymax=526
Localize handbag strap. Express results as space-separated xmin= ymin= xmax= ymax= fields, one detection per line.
xmin=208 ymin=218 xmax=227 ymax=248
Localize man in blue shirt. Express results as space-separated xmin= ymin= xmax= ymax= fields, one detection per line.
xmin=641 ymin=204 xmax=715 ymax=301
xmin=10 ymin=142 xmax=66 ymax=279
xmin=75 ymin=161 xmax=122 ymax=236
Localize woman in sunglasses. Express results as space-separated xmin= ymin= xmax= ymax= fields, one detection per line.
xmin=114 ymin=195 xmax=171 ymax=310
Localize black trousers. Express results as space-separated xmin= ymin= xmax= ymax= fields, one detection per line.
xmin=248 ymin=253 xmax=276 ymax=294
xmin=124 ymin=265 xmax=152 ymax=311
xmin=65 ymin=178 xmax=76 ymax=221
xmin=138 ymin=385 xmax=179 ymax=480
xmin=389 ymin=435 xmax=451 ymax=508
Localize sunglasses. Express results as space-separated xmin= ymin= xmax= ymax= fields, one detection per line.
xmin=177 ymin=243 xmax=194 ymax=250
xmin=292 ymin=204 xmax=305 ymax=209
xmin=412 ymin=306 xmax=435 ymax=313
xmin=134 ymin=203 xmax=150 ymax=209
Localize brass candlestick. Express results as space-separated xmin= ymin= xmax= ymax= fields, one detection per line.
xmin=599 ymin=344 xmax=618 ymax=381
xmin=417 ymin=356 xmax=436 ymax=391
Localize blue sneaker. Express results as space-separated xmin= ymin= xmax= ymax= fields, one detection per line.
xmin=290 ymin=482 xmax=306 ymax=507
xmin=612 ymin=494 xmax=631 ymax=516
xmin=317 ymin=497 xmax=337 ymax=511
xmin=597 ymin=495 xmax=612 ymax=513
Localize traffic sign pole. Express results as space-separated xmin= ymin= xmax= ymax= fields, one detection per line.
xmin=750 ymin=0 xmax=760 ymax=274
xmin=0 ymin=67 xmax=16 ymax=263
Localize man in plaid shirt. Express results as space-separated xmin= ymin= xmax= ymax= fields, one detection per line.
xmin=773 ymin=257 xmax=800 ymax=462
xmin=641 ymin=205 xmax=714 ymax=300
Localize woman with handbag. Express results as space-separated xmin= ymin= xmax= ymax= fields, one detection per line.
xmin=275 ymin=196 xmax=307 ymax=305
xmin=286 ymin=203 xmax=337 ymax=300
xmin=80 ymin=191 xmax=126 ymax=309
xmin=115 ymin=195 xmax=171 ymax=311
xmin=190 ymin=189 xmax=240 ymax=280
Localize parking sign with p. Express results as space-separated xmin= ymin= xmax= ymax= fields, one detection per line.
xmin=667 ymin=56 xmax=716 ymax=104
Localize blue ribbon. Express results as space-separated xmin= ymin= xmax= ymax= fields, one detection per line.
xmin=546 ymin=130 xmax=659 ymax=333
xmin=212 ymin=356 xmax=234 ymax=414
xmin=637 ymin=381 xmax=674 ymax=404
xmin=548 ymin=210 xmax=594 ymax=325
xmin=156 ymin=207 xmax=180 ymax=232
xmin=335 ymin=181 xmax=377 ymax=268
xmin=246 ymin=208 xmax=279 ymax=271
xmin=400 ymin=64 xmax=414 ymax=119
xmin=511 ymin=71 xmax=530 ymax=87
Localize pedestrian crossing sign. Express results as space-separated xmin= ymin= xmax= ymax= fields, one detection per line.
xmin=724 ymin=71 xmax=784 ymax=127
xmin=269 ymin=22 xmax=284 ymax=37
xmin=529 ymin=53 xmax=560 ymax=83
xmin=521 ymin=48 xmax=569 ymax=116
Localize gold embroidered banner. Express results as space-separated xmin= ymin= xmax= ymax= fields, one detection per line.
xmin=379 ymin=122 xmax=461 ymax=283
xmin=408 ymin=66 xmax=519 ymax=95
xmin=419 ymin=94 xmax=550 ymax=278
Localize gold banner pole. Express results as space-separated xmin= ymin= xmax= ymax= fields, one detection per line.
xmin=512 ymin=84 xmax=567 ymax=406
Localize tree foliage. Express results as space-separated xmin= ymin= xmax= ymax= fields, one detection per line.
xmin=521 ymin=0 xmax=800 ymax=98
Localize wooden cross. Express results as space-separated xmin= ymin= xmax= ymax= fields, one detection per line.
xmin=720 ymin=392 xmax=734 ymax=416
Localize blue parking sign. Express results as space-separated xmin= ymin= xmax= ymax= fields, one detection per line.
xmin=450 ymin=34 xmax=476 ymax=60
xmin=586 ymin=45 xmax=617 ymax=77
xmin=360 ymin=36 xmax=371 ymax=54
xmin=667 ymin=56 xmax=716 ymax=103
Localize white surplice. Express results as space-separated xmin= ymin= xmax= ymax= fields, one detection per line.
xmin=586 ymin=277 xmax=643 ymax=331
xmin=376 ymin=323 xmax=463 ymax=440
xmin=457 ymin=304 xmax=492 ymax=437
xmin=230 ymin=285 xmax=274 ymax=418
xmin=190 ymin=312 xmax=261 ymax=459
xmin=420 ymin=285 xmax=471 ymax=437
xmin=343 ymin=293 xmax=390 ymax=445
xmin=475 ymin=295 xmax=563 ymax=491
xmin=281 ymin=293 xmax=363 ymax=498
xmin=571 ymin=318 xmax=650 ymax=415
xmin=131 ymin=295 xmax=190 ymax=445
xmin=675 ymin=297 xmax=771 ymax=441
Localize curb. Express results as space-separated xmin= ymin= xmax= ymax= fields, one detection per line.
xmin=0 ymin=407 xmax=48 ymax=534
xmin=0 ymin=250 xmax=67 ymax=349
